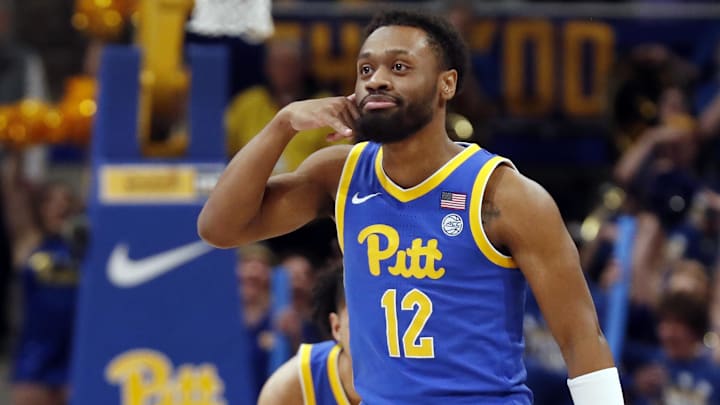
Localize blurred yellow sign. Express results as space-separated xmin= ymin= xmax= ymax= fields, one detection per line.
xmin=101 ymin=165 xmax=197 ymax=203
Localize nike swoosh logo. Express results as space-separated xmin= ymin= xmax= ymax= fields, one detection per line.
xmin=107 ymin=240 xmax=213 ymax=287
xmin=351 ymin=192 xmax=381 ymax=204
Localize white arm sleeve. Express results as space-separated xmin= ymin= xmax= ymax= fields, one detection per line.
xmin=567 ymin=367 xmax=624 ymax=405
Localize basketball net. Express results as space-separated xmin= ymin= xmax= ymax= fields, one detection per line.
xmin=186 ymin=0 xmax=274 ymax=43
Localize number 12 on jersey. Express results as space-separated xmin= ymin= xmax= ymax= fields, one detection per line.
xmin=380 ymin=288 xmax=435 ymax=358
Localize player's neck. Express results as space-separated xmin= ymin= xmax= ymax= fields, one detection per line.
xmin=339 ymin=349 xmax=361 ymax=405
xmin=379 ymin=114 xmax=462 ymax=189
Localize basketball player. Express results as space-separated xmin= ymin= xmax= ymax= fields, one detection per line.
xmin=199 ymin=10 xmax=624 ymax=404
xmin=258 ymin=265 xmax=360 ymax=405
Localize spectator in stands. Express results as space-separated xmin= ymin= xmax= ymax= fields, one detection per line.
xmin=225 ymin=37 xmax=339 ymax=173
xmin=611 ymin=44 xmax=697 ymax=155
xmin=696 ymin=33 xmax=720 ymax=139
xmin=694 ymin=35 xmax=720 ymax=188
xmin=613 ymin=84 xmax=700 ymax=308
xmin=275 ymin=252 xmax=322 ymax=350
xmin=665 ymin=259 xmax=710 ymax=299
xmin=10 ymin=181 xmax=81 ymax=405
xmin=628 ymin=292 xmax=720 ymax=405
xmin=614 ymin=85 xmax=697 ymax=193
xmin=237 ymin=243 xmax=275 ymax=401
xmin=0 ymin=0 xmax=50 ymax=354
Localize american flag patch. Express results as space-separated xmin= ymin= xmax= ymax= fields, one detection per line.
xmin=440 ymin=191 xmax=466 ymax=210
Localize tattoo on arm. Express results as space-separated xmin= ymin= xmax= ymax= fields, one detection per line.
xmin=481 ymin=200 xmax=501 ymax=226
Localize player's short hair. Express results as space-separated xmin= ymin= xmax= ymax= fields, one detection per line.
xmin=657 ymin=291 xmax=709 ymax=339
xmin=311 ymin=263 xmax=345 ymax=335
xmin=363 ymin=9 xmax=470 ymax=92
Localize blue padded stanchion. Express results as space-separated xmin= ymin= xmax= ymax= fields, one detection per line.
xmin=269 ymin=267 xmax=292 ymax=375
xmin=70 ymin=45 xmax=253 ymax=405
xmin=604 ymin=215 xmax=636 ymax=363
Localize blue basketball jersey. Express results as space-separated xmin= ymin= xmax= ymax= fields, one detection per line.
xmin=298 ymin=341 xmax=352 ymax=405
xmin=335 ymin=142 xmax=532 ymax=404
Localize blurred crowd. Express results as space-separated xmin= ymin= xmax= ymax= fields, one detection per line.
xmin=1 ymin=0 xmax=720 ymax=404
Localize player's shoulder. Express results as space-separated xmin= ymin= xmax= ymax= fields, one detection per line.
xmin=257 ymin=354 xmax=303 ymax=405
xmin=480 ymin=163 xmax=567 ymax=253
xmin=485 ymin=164 xmax=559 ymax=219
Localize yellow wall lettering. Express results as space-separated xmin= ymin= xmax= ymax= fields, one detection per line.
xmin=106 ymin=350 xmax=226 ymax=405
xmin=468 ymin=20 xmax=498 ymax=52
xmin=503 ymin=20 xmax=554 ymax=116
xmin=563 ymin=21 xmax=614 ymax=117
xmin=310 ymin=22 xmax=362 ymax=94
xmin=272 ymin=22 xmax=302 ymax=41
xmin=286 ymin=18 xmax=617 ymax=119
xmin=358 ymin=225 xmax=445 ymax=280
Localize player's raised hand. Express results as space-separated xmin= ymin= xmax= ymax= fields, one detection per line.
xmin=278 ymin=94 xmax=359 ymax=140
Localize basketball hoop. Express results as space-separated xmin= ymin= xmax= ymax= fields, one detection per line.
xmin=186 ymin=0 xmax=274 ymax=43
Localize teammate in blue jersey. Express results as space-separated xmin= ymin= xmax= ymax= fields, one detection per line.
xmin=199 ymin=9 xmax=624 ymax=404
xmin=258 ymin=265 xmax=360 ymax=405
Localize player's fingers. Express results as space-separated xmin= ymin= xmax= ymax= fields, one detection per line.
xmin=326 ymin=123 xmax=353 ymax=141
xmin=339 ymin=108 xmax=355 ymax=133
xmin=326 ymin=116 xmax=352 ymax=137
xmin=344 ymin=97 xmax=361 ymax=121
xmin=347 ymin=93 xmax=356 ymax=102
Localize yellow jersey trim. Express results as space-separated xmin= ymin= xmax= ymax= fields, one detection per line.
xmin=298 ymin=344 xmax=317 ymax=405
xmin=469 ymin=156 xmax=517 ymax=269
xmin=335 ymin=142 xmax=368 ymax=253
xmin=327 ymin=344 xmax=351 ymax=405
xmin=374 ymin=144 xmax=481 ymax=203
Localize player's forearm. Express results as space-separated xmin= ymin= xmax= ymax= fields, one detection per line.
xmin=562 ymin=332 xmax=623 ymax=404
xmin=198 ymin=113 xmax=296 ymax=247
xmin=560 ymin=330 xmax=615 ymax=378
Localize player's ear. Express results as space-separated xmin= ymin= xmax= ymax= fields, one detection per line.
xmin=439 ymin=69 xmax=458 ymax=101
xmin=329 ymin=312 xmax=341 ymax=342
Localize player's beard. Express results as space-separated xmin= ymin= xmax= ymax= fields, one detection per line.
xmin=354 ymin=84 xmax=436 ymax=144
